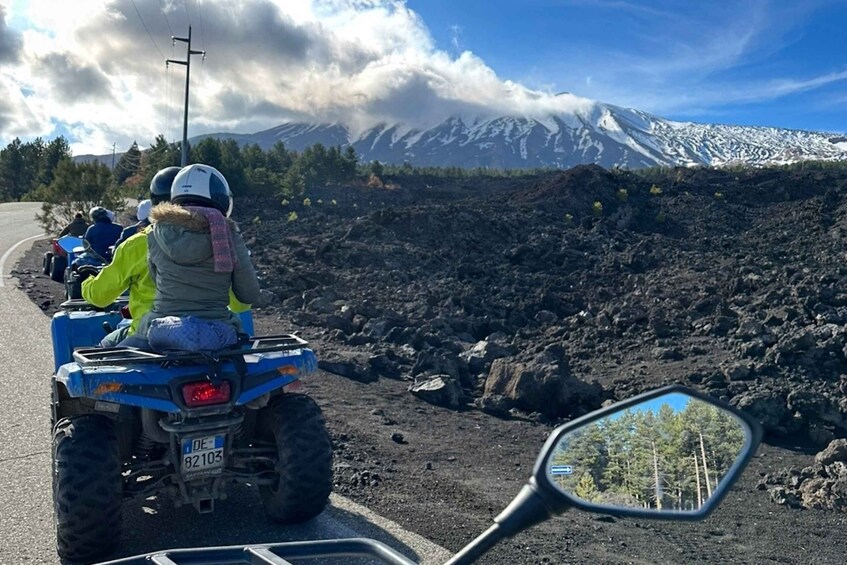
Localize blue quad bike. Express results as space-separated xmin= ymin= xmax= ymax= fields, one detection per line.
xmin=50 ymin=300 xmax=333 ymax=564
xmin=43 ymin=235 xmax=108 ymax=299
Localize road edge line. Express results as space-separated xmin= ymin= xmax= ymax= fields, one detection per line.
xmin=329 ymin=493 xmax=452 ymax=564
xmin=0 ymin=233 xmax=47 ymax=288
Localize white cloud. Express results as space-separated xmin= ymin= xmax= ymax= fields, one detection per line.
xmin=0 ymin=0 xmax=603 ymax=154
xmin=0 ymin=0 xmax=843 ymax=154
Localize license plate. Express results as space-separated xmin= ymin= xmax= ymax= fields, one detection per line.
xmin=181 ymin=434 xmax=225 ymax=477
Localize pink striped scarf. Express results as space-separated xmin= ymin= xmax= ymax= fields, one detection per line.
xmin=185 ymin=206 xmax=238 ymax=273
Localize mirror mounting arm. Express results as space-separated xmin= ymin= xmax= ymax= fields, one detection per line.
xmin=444 ymin=478 xmax=568 ymax=565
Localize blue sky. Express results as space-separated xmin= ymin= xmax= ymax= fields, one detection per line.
xmin=407 ymin=0 xmax=847 ymax=133
xmin=1 ymin=0 xmax=844 ymax=155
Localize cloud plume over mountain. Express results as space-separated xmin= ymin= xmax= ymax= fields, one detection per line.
xmin=2 ymin=0 xmax=845 ymax=156
xmin=1 ymin=0 xmax=625 ymax=153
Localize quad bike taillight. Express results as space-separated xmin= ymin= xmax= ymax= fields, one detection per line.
xmin=182 ymin=381 xmax=231 ymax=407
xmin=52 ymin=239 xmax=66 ymax=256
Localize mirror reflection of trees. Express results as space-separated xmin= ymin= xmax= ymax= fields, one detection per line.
xmin=549 ymin=395 xmax=745 ymax=511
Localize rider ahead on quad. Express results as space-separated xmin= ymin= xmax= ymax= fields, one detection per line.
xmin=50 ymin=164 xmax=332 ymax=563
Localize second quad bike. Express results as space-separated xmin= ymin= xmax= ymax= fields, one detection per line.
xmin=44 ymin=235 xmax=107 ymax=299
xmin=50 ymin=300 xmax=332 ymax=564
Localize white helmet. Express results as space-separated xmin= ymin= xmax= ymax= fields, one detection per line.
xmin=136 ymin=199 xmax=153 ymax=222
xmin=170 ymin=164 xmax=233 ymax=217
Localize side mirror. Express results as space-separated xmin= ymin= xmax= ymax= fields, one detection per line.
xmin=534 ymin=385 xmax=762 ymax=519
xmin=446 ymin=386 xmax=762 ymax=565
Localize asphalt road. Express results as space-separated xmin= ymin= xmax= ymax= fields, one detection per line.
xmin=0 ymin=202 xmax=450 ymax=565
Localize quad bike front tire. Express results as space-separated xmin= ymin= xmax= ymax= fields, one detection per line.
xmin=50 ymin=254 xmax=67 ymax=282
xmin=53 ymin=415 xmax=122 ymax=563
xmin=259 ymin=394 xmax=333 ymax=523
xmin=42 ymin=251 xmax=53 ymax=275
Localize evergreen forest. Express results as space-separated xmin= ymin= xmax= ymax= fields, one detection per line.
xmin=549 ymin=395 xmax=747 ymax=512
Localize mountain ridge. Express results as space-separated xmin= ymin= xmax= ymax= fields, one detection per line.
xmin=195 ymin=101 xmax=847 ymax=169
xmin=77 ymin=98 xmax=847 ymax=170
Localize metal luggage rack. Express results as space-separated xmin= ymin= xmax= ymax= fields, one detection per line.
xmin=71 ymin=334 xmax=309 ymax=367
xmin=60 ymin=297 xmax=128 ymax=311
xmin=101 ymin=538 xmax=416 ymax=565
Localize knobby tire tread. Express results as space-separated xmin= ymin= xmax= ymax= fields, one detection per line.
xmin=260 ymin=394 xmax=333 ymax=523
xmin=50 ymin=254 xmax=66 ymax=282
xmin=53 ymin=414 xmax=122 ymax=563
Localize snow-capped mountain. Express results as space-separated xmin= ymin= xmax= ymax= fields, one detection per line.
xmin=200 ymin=100 xmax=847 ymax=169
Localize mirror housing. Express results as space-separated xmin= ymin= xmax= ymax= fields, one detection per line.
xmin=532 ymin=385 xmax=762 ymax=520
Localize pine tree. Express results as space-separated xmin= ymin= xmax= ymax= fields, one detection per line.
xmin=41 ymin=137 xmax=72 ymax=187
xmin=35 ymin=160 xmax=124 ymax=233
xmin=114 ymin=141 xmax=142 ymax=185
xmin=574 ymin=472 xmax=600 ymax=502
xmin=0 ymin=138 xmax=25 ymax=201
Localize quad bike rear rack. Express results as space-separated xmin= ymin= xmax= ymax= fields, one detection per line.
xmin=72 ymin=334 xmax=310 ymax=367
xmin=59 ymin=297 xmax=128 ymax=311
xmin=100 ymin=537 xmax=417 ymax=565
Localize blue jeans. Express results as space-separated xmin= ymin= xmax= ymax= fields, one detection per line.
xmin=117 ymin=333 xmax=150 ymax=350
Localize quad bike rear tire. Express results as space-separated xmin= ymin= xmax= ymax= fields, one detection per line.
xmin=53 ymin=415 xmax=122 ymax=563
xmin=259 ymin=394 xmax=332 ymax=523
xmin=50 ymin=254 xmax=67 ymax=282
xmin=42 ymin=251 xmax=53 ymax=275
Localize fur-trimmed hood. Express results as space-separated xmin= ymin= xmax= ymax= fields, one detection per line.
xmin=149 ymin=202 xmax=237 ymax=232
xmin=148 ymin=202 xmax=236 ymax=265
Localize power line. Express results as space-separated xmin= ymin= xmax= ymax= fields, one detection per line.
xmin=157 ymin=0 xmax=174 ymax=37
xmin=167 ymin=26 xmax=205 ymax=166
xmin=129 ymin=0 xmax=166 ymax=59
xmin=195 ymin=0 xmax=206 ymax=51
xmin=165 ymin=61 xmax=172 ymax=143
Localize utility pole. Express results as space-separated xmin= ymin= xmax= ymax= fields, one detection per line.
xmin=166 ymin=26 xmax=205 ymax=166
xmin=111 ymin=143 xmax=116 ymax=169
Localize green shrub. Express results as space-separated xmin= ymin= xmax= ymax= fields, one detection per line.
xmin=287 ymin=211 xmax=298 ymax=222
xmin=616 ymin=188 xmax=628 ymax=202
xmin=592 ymin=201 xmax=603 ymax=217
xmin=649 ymin=184 xmax=663 ymax=196
xmin=303 ymin=197 xmax=311 ymax=206
xmin=564 ymin=213 xmax=574 ymax=224
xmin=714 ymin=192 xmax=725 ymax=200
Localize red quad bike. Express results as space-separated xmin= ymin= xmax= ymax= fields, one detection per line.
xmin=98 ymin=385 xmax=762 ymax=565
xmin=43 ymin=235 xmax=82 ymax=282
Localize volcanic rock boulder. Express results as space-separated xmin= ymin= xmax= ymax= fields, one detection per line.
xmin=408 ymin=375 xmax=464 ymax=409
xmin=762 ymin=439 xmax=847 ymax=512
xmin=318 ymin=352 xmax=377 ymax=383
xmin=482 ymin=347 xmax=602 ymax=418
xmin=459 ymin=334 xmax=516 ymax=376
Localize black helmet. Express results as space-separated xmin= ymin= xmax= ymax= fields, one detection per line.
xmin=150 ymin=166 xmax=181 ymax=205
xmin=171 ymin=164 xmax=233 ymax=217
xmin=89 ymin=206 xmax=109 ymax=222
